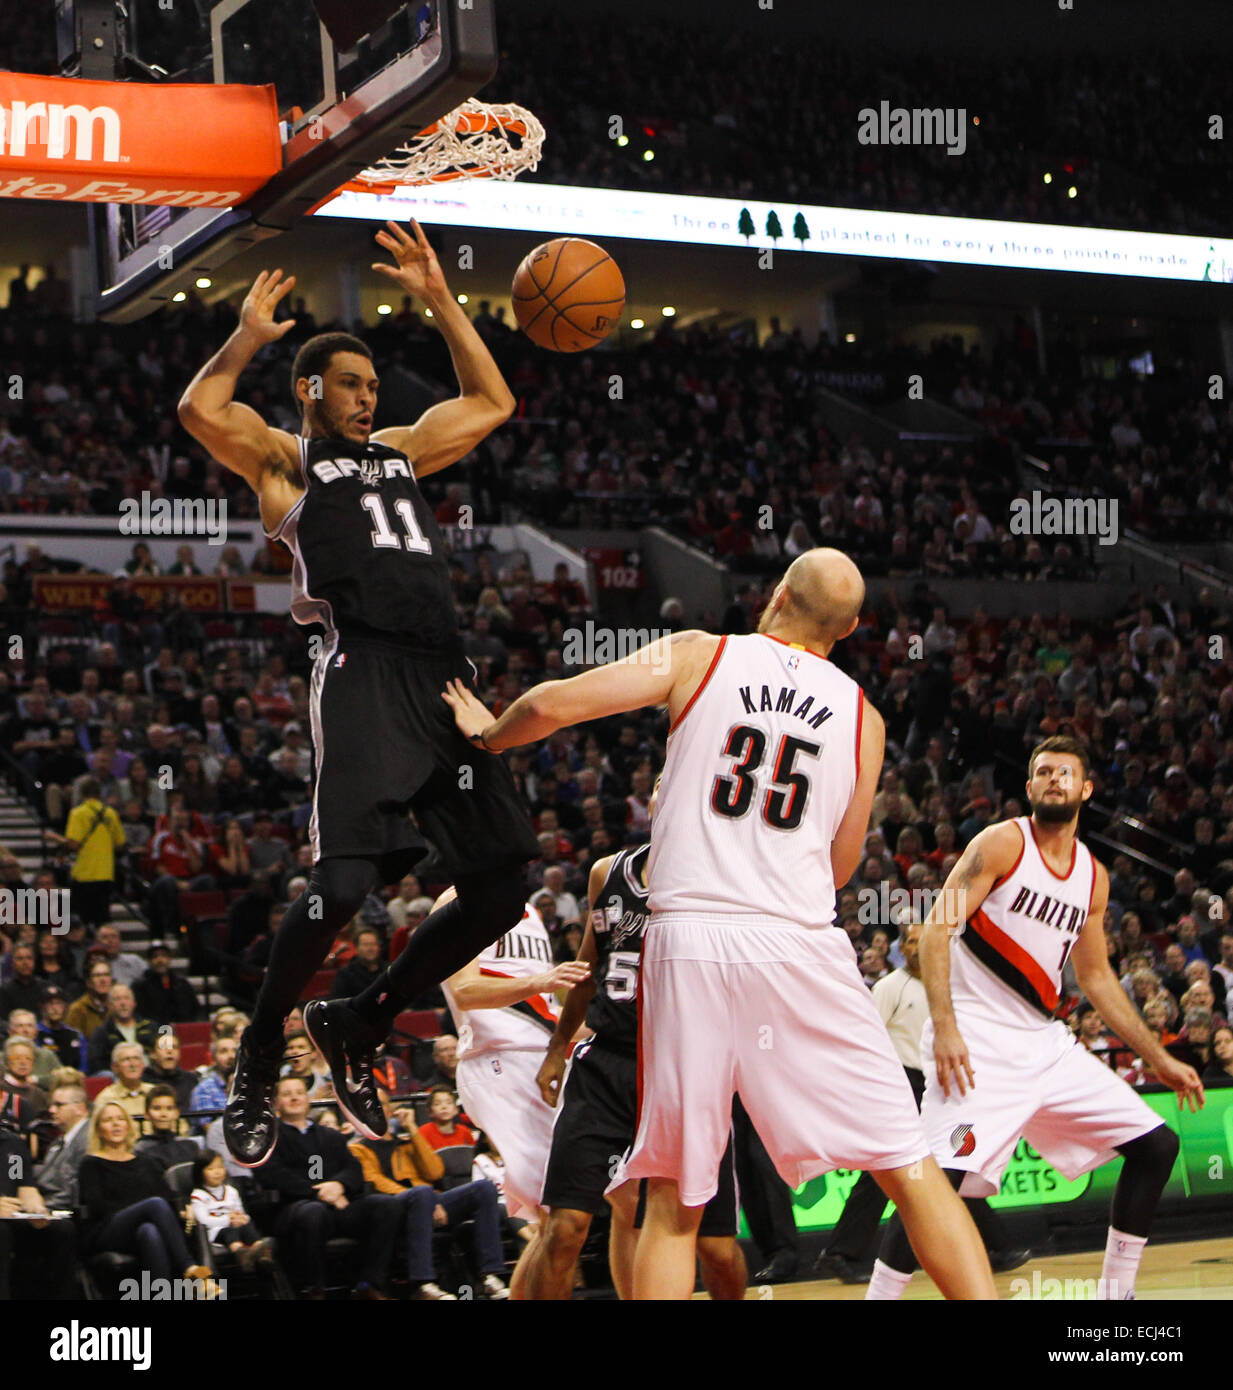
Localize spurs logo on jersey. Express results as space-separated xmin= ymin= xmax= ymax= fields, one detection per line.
xmin=648 ymin=633 xmax=862 ymax=927
xmin=442 ymin=903 xmax=560 ymax=1059
xmin=953 ymin=816 xmax=1096 ymax=1024
xmin=266 ymin=436 xmax=457 ymax=647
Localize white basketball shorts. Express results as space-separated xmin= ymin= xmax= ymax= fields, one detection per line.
xmin=920 ymin=1013 xmax=1165 ymax=1198
xmin=618 ymin=916 xmax=931 ymax=1207
xmin=457 ymin=1048 xmax=556 ymax=1221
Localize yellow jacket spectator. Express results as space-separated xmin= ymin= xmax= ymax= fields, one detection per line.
xmin=56 ymin=779 xmax=126 ymax=932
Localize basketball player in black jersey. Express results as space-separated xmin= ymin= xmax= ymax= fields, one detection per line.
xmin=178 ymin=220 xmax=539 ymax=1166
xmin=528 ymin=782 xmax=746 ymax=1301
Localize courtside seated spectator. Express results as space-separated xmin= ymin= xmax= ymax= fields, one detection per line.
xmin=86 ymin=984 xmax=157 ymax=1075
xmin=260 ymin=1076 xmax=399 ymax=1300
xmin=350 ymin=1089 xmax=509 ymax=1300
xmin=1204 ymin=1025 xmax=1233 ymax=1087
xmin=188 ymin=1034 xmax=238 ymax=1133
xmin=64 ymin=956 xmax=113 ymax=1045
xmin=135 ymin=1086 xmax=202 ymax=1170
xmin=417 ymin=1087 xmax=475 ymax=1151
xmin=133 ymin=940 xmax=200 ymax=1024
xmin=94 ymin=1042 xmax=154 ymax=1126
xmin=188 ymin=1153 xmax=276 ymax=1272
xmin=0 ymin=1123 xmax=76 ymax=1300
xmin=35 ymin=1081 xmax=91 ymax=1211
xmin=78 ymin=1102 xmax=216 ymax=1293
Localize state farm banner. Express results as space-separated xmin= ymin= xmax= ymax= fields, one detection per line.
xmin=35 ymin=575 xmax=257 ymax=612
xmin=0 ymin=73 xmax=281 ymax=206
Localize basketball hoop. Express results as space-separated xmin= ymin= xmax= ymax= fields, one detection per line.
xmin=338 ymin=97 xmax=545 ymax=194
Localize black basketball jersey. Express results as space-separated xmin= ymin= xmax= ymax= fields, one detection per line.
xmin=269 ymin=436 xmax=458 ymax=648
xmin=586 ymin=843 xmax=650 ymax=1054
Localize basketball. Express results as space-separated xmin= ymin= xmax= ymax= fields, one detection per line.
xmin=511 ymin=238 xmax=626 ymax=351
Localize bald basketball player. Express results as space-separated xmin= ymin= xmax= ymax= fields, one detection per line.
xmin=444 ymin=549 xmax=997 ymax=1301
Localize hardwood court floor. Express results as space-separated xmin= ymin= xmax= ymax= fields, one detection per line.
xmin=697 ymin=1237 xmax=1233 ymax=1300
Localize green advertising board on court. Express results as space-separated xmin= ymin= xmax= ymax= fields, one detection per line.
xmin=743 ymin=1086 xmax=1233 ymax=1236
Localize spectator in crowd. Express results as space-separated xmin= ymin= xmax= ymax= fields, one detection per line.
xmin=133 ymin=940 xmax=200 ymax=1024
xmin=417 ymin=1087 xmax=475 ymax=1151
xmin=246 ymin=812 xmax=292 ymax=876
xmin=261 ymin=1076 xmax=399 ymax=1300
xmin=1168 ymin=1008 xmax=1215 ymax=1073
xmin=35 ymin=930 xmax=82 ymax=1001
xmin=135 ymin=1086 xmax=202 ymax=1170
xmin=148 ymin=807 xmax=217 ymax=936
xmin=188 ymin=1033 xmax=239 ymax=1132
xmin=188 ymin=1152 xmax=276 ymax=1271
xmin=388 ymin=895 xmax=434 ymax=962
xmin=329 ymin=925 xmax=386 ymax=999
xmin=349 ymin=1089 xmax=509 ymax=1300
xmin=4 ymin=1008 xmax=59 ymax=1088
xmin=0 ymin=941 xmax=45 ymax=1020
xmin=417 ymin=1036 xmax=459 ymax=1091
xmin=48 ymin=778 xmax=125 ymax=932
xmin=1 ymin=1036 xmax=48 ymax=1138
xmin=280 ymin=1032 xmax=333 ymax=1102
xmin=77 ymin=1102 xmax=216 ymax=1292
xmin=143 ymin=1032 xmax=199 ymax=1111
xmin=1204 ymin=1025 xmax=1233 ymax=1087
xmin=385 ymin=875 xmax=425 ymax=932
xmin=38 ymin=987 xmax=87 ymax=1069
xmin=94 ymin=1042 xmax=155 ymax=1125
xmin=93 ymin=923 xmax=145 ymax=989
xmin=86 ymin=984 xmax=158 ymax=1075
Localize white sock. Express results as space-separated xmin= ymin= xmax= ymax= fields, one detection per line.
xmin=1098 ymin=1227 xmax=1146 ymax=1300
xmin=865 ymin=1259 xmax=913 ymax=1301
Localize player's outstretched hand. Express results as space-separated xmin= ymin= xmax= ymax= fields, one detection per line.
xmin=442 ymin=678 xmax=496 ymax=747
xmin=1154 ymin=1056 xmax=1205 ymax=1112
xmin=536 ymin=1046 xmax=567 ymax=1107
xmin=933 ymin=1020 xmax=976 ymax=1098
xmin=239 ymin=270 xmax=297 ymax=344
xmin=542 ymin=961 xmax=592 ymax=994
xmin=373 ymin=219 xmax=448 ymax=301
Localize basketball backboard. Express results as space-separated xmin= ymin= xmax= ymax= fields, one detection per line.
xmin=90 ymin=0 xmax=496 ymax=322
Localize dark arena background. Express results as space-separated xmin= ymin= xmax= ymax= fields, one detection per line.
xmin=0 ymin=0 xmax=1231 ymax=1341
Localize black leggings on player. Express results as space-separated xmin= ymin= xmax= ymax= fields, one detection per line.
xmin=876 ymin=1125 xmax=1179 ymax=1274
xmin=248 ymin=855 xmax=526 ymax=1047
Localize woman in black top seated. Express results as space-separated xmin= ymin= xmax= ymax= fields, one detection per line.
xmin=78 ymin=1102 xmax=215 ymax=1287
xmin=1203 ymin=1025 xmax=1233 ymax=1087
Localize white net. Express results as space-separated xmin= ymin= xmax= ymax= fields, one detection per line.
xmin=349 ymin=98 xmax=545 ymax=188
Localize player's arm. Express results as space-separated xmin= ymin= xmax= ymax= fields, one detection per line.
xmin=177 ymin=270 xmax=299 ymax=489
xmin=443 ymin=630 xmax=717 ymax=750
xmin=446 ymin=955 xmax=592 ymax=1011
xmin=1071 ymin=863 xmax=1204 ymax=1112
xmin=536 ymin=858 xmax=608 ymax=1106
xmin=920 ymin=819 xmax=1023 ymax=1097
xmin=830 ymin=698 xmax=885 ymax=888
xmin=368 ymin=221 xmax=514 ymax=478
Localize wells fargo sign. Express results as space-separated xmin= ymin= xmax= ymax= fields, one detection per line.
xmin=0 ymin=73 xmax=280 ymax=206
xmin=34 ymin=575 xmax=256 ymax=612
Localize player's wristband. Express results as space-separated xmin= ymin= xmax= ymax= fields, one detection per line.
xmin=472 ymin=727 xmax=495 ymax=751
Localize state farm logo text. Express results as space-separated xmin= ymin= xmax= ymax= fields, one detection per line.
xmin=0 ymin=101 xmax=121 ymax=162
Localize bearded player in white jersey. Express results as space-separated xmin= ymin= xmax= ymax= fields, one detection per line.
xmin=866 ymin=736 xmax=1204 ymax=1301
xmin=440 ymin=891 xmax=591 ymax=1299
xmin=445 ymin=548 xmax=997 ymax=1301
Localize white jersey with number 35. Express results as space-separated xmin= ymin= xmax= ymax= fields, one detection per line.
xmin=648 ymin=633 xmax=864 ymax=928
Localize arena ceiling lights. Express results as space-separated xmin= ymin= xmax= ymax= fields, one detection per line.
xmin=316 ymin=182 xmax=1233 ymax=285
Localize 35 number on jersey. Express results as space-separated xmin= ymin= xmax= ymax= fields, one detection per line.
xmin=711 ymin=723 xmax=821 ymax=830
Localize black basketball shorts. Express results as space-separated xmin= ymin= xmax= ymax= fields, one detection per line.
xmin=542 ymin=1037 xmax=738 ymax=1237
xmin=308 ymin=627 xmax=540 ymax=883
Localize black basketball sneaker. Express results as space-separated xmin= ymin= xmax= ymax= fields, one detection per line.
xmin=303 ymin=998 xmax=387 ymax=1140
xmin=224 ymin=1031 xmax=285 ymax=1168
